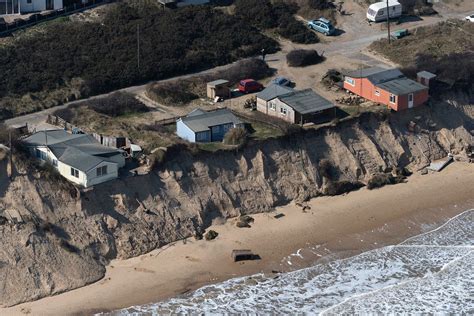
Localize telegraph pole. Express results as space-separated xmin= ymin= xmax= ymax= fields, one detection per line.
xmin=386 ymin=0 xmax=391 ymax=44
xmin=137 ymin=24 xmax=140 ymax=72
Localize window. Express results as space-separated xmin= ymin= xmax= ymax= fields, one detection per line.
xmin=96 ymin=165 xmax=108 ymax=177
xmin=52 ymin=159 xmax=58 ymax=167
xmin=390 ymin=94 xmax=396 ymax=103
xmin=35 ymin=149 xmax=47 ymax=161
xmin=408 ymin=94 xmax=413 ymax=102
xmin=375 ymin=90 xmax=380 ymax=96
xmin=269 ymin=102 xmax=276 ymax=111
xmin=280 ymin=107 xmax=287 ymax=116
xmin=71 ymin=168 xmax=79 ymax=178
xmin=345 ymin=77 xmax=355 ymax=86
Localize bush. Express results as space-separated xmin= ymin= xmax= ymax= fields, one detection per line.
xmin=223 ymin=127 xmax=248 ymax=146
xmin=308 ymin=0 xmax=335 ymax=10
xmin=287 ymin=49 xmax=324 ymax=67
xmin=318 ymin=159 xmax=334 ymax=179
xmin=147 ymin=83 xmax=199 ymax=106
xmin=367 ymin=173 xmax=405 ymax=190
xmin=234 ymin=0 xmax=318 ymax=43
xmin=0 ymin=3 xmax=279 ymax=119
xmin=204 ymin=230 xmax=219 ymax=240
xmin=277 ymin=15 xmax=319 ymax=44
xmin=86 ymin=92 xmax=149 ymax=117
xmin=325 ymin=180 xmax=364 ymax=195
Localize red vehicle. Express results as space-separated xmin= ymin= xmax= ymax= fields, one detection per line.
xmin=238 ymin=79 xmax=263 ymax=93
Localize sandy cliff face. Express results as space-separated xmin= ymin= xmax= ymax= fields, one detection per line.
xmin=0 ymin=100 xmax=472 ymax=307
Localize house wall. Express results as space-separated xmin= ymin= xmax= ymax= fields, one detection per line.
xmin=210 ymin=122 xmax=234 ymax=142
xmin=195 ymin=130 xmax=211 ymax=142
xmin=19 ymin=0 xmax=63 ymax=12
xmin=344 ymin=76 xmax=428 ymax=111
xmin=176 ymin=119 xmax=196 ymax=142
xmin=256 ymin=97 xmax=268 ymax=114
xmin=105 ymin=152 xmax=126 ymax=168
xmin=263 ymin=98 xmax=296 ymax=123
xmin=84 ymin=161 xmax=119 ymax=187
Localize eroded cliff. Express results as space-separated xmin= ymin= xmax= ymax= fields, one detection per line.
xmin=0 ymin=99 xmax=472 ymax=307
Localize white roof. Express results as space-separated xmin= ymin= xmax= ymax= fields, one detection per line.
xmin=369 ymin=0 xmax=401 ymax=10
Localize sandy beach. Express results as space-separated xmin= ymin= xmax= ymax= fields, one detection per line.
xmin=3 ymin=162 xmax=473 ymax=315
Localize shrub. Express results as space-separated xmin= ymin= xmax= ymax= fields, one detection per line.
xmin=148 ymin=148 xmax=167 ymax=169
xmin=234 ymin=0 xmax=318 ymax=43
xmin=367 ymin=173 xmax=405 ymax=190
xmin=286 ymin=49 xmax=324 ymax=67
xmin=223 ymin=127 xmax=248 ymax=146
xmin=277 ymin=15 xmax=319 ymax=44
xmin=86 ymin=92 xmax=149 ymax=117
xmin=325 ymin=180 xmax=364 ymax=196
xmin=204 ymin=230 xmax=219 ymax=240
xmin=308 ymin=0 xmax=335 ymax=10
xmin=318 ymin=159 xmax=334 ymax=179
xmin=0 ymin=3 xmax=279 ymax=118
xmin=147 ymin=81 xmax=200 ymax=106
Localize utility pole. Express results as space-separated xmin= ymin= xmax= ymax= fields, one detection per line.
xmin=386 ymin=0 xmax=391 ymax=44
xmin=137 ymin=24 xmax=140 ymax=72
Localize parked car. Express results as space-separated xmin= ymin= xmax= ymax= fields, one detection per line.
xmin=271 ymin=76 xmax=292 ymax=87
xmin=466 ymin=14 xmax=474 ymax=22
xmin=308 ymin=17 xmax=335 ymax=36
xmin=238 ymin=79 xmax=263 ymax=93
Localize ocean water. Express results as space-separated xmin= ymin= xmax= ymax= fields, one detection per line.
xmin=115 ymin=209 xmax=473 ymax=315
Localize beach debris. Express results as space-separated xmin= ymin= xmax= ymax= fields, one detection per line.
xmin=236 ymin=215 xmax=254 ymax=228
xmin=427 ymin=155 xmax=454 ymax=172
xmin=232 ymin=249 xmax=258 ymax=262
xmin=204 ymin=230 xmax=219 ymax=241
xmin=420 ymin=168 xmax=428 ymax=175
xmin=274 ymin=213 xmax=285 ymax=219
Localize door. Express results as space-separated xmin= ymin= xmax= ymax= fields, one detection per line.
xmin=46 ymin=0 xmax=54 ymax=10
xmin=408 ymin=93 xmax=414 ymax=108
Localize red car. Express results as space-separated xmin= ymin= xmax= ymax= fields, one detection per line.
xmin=238 ymin=79 xmax=263 ymax=93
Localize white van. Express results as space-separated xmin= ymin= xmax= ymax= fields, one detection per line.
xmin=367 ymin=0 xmax=402 ymax=22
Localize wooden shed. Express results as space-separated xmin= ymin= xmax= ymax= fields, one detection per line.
xmin=207 ymin=79 xmax=231 ymax=99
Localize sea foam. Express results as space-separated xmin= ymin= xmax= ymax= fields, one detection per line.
xmin=114 ymin=209 xmax=473 ymax=315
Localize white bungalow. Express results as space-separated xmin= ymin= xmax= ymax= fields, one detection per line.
xmin=23 ymin=130 xmax=125 ymax=188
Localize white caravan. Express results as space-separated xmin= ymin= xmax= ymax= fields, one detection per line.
xmin=367 ymin=0 xmax=402 ymax=22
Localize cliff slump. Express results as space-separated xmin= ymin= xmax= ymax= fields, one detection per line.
xmin=0 ymin=100 xmax=472 ymax=307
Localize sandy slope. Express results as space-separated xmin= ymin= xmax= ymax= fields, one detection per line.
xmin=3 ymin=162 xmax=473 ymax=316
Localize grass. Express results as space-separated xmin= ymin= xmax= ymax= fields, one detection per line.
xmin=249 ymin=121 xmax=284 ymax=140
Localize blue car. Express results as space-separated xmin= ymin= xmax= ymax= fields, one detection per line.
xmin=308 ymin=17 xmax=335 ymax=36
xmin=271 ymin=76 xmax=292 ymax=87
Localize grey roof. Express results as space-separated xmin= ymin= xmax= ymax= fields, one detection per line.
xmin=376 ymin=78 xmax=427 ymax=95
xmin=24 ymin=130 xmax=121 ymax=172
xmin=256 ymin=84 xmax=295 ymax=101
xmin=180 ymin=108 xmax=242 ymax=133
xmin=207 ymin=79 xmax=229 ymax=87
xmin=417 ymin=71 xmax=436 ymax=79
xmin=278 ymin=89 xmax=334 ymax=114
xmin=345 ymin=67 xmax=404 ymax=84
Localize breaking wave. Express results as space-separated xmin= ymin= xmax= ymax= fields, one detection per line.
xmin=114 ymin=209 xmax=473 ymax=315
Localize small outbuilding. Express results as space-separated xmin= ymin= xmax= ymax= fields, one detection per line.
xmin=417 ymin=71 xmax=436 ymax=87
xmin=206 ymin=79 xmax=231 ymax=100
xmin=176 ymin=108 xmax=244 ymax=143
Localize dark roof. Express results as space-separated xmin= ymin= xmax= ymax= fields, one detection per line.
xmin=207 ymin=79 xmax=229 ymax=87
xmin=256 ymin=84 xmax=295 ymax=101
xmin=376 ymin=78 xmax=428 ymax=95
xmin=278 ymin=89 xmax=334 ymax=114
xmin=24 ymin=130 xmax=121 ymax=172
xmin=180 ymin=108 xmax=242 ymax=133
xmin=345 ymin=67 xmax=404 ymax=85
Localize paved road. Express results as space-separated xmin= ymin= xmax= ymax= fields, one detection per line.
xmin=4 ymin=10 xmax=469 ymax=130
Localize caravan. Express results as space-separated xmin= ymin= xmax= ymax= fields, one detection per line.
xmin=367 ymin=0 xmax=402 ymax=22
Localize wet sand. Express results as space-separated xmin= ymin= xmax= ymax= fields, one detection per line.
xmin=2 ymin=162 xmax=473 ymax=316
